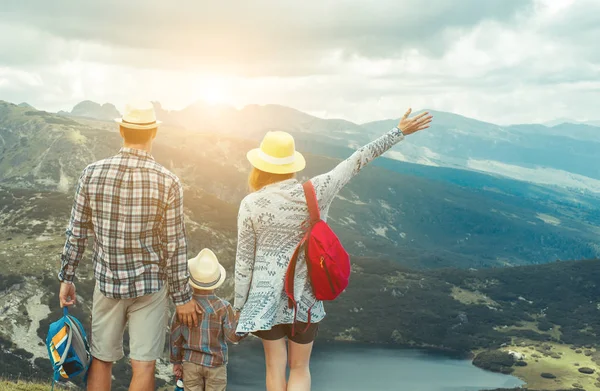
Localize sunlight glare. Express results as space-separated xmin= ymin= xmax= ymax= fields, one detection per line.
xmin=195 ymin=77 xmax=230 ymax=105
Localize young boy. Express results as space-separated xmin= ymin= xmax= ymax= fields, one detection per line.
xmin=170 ymin=248 xmax=244 ymax=391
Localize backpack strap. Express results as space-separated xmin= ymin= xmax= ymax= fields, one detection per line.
xmin=284 ymin=181 xmax=322 ymax=337
xmin=302 ymin=181 xmax=320 ymax=225
xmin=285 ymin=236 xmax=307 ymax=312
xmin=57 ymin=319 xmax=74 ymax=367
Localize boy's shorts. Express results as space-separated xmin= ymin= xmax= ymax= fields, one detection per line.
xmin=90 ymin=283 xmax=168 ymax=362
xmin=252 ymin=322 xmax=319 ymax=344
xmin=183 ymin=362 xmax=227 ymax=391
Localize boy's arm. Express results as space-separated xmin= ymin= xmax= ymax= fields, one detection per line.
xmin=223 ymin=304 xmax=244 ymax=343
xmin=170 ymin=314 xmax=185 ymax=364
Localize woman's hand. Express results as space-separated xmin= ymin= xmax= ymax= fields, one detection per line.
xmin=398 ymin=108 xmax=433 ymax=136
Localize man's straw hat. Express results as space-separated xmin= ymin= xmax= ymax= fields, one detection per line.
xmin=115 ymin=101 xmax=162 ymax=130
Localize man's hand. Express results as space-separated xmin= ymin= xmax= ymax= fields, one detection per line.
xmin=398 ymin=108 xmax=433 ymax=136
xmin=59 ymin=282 xmax=76 ymax=308
xmin=176 ymin=300 xmax=202 ymax=328
xmin=173 ymin=363 xmax=183 ymax=379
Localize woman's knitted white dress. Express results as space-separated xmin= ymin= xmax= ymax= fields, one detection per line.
xmin=234 ymin=127 xmax=405 ymax=333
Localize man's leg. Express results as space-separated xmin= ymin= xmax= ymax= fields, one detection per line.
xmin=128 ymin=285 xmax=168 ymax=391
xmin=88 ymin=284 xmax=128 ymax=391
xmin=86 ymin=359 xmax=113 ymax=391
xmin=130 ymin=360 xmax=156 ymax=391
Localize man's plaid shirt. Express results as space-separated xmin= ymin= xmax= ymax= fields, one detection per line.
xmin=58 ymin=147 xmax=192 ymax=305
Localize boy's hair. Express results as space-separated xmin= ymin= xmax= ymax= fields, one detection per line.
xmin=192 ymin=287 xmax=214 ymax=295
xmin=120 ymin=125 xmax=157 ymax=144
xmin=248 ymin=167 xmax=295 ymax=192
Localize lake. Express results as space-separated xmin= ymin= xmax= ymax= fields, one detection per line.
xmin=227 ymin=340 xmax=525 ymax=391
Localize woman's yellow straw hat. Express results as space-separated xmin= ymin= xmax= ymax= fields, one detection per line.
xmin=247 ymin=131 xmax=306 ymax=174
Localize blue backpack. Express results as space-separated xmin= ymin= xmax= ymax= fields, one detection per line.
xmin=46 ymin=307 xmax=91 ymax=388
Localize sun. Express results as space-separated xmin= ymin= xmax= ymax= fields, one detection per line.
xmin=196 ymin=78 xmax=230 ymax=105
xmin=201 ymin=85 xmax=227 ymax=105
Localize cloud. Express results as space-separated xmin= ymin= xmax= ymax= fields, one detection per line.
xmin=0 ymin=0 xmax=598 ymax=125
xmin=0 ymin=0 xmax=531 ymax=74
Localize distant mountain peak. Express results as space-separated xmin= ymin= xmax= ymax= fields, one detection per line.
xmin=70 ymin=100 xmax=120 ymax=121
xmin=17 ymin=102 xmax=35 ymax=109
xmin=543 ymin=118 xmax=600 ymax=127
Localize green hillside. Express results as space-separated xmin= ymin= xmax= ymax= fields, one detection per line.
xmin=1 ymin=101 xmax=598 ymax=269
xmin=1 ymin=101 xmax=600 ymax=390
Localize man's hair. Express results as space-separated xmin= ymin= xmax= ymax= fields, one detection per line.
xmin=192 ymin=287 xmax=214 ymax=294
xmin=248 ymin=167 xmax=295 ymax=192
xmin=120 ymin=126 xmax=157 ymax=144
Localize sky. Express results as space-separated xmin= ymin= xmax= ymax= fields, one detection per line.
xmin=0 ymin=0 xmax=598 ymax=125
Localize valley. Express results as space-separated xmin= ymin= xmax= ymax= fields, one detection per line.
xmin=0 ymin=100 xmax=599 ymax=390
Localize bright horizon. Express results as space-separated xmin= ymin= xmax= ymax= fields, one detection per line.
xmin=1 ymin=0 xmax=599 ymax=125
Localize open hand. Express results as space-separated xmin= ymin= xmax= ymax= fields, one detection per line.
xmin=176 ymin=300 xmax=203 ymax=327
xmin=59 ymin=282 xmax=76 ymax=308
xmin=398 ymin=108 xmax=433 ymax=136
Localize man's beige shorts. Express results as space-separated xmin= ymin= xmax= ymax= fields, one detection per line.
xmin=91 ymin=284 xmax=168 ymax=362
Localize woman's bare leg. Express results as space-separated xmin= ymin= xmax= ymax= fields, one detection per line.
xmin=287 ymin=340 xmax=313 ymax=391
xmin=262 ymin=338 xmax=288 ymax=391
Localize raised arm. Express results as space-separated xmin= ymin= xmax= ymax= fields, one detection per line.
xmin=312 ymin=109 xmax=432 ymax=207
xmin=234 ymin=199 xmax=256 ymax=311
xmin=58 ymin=168 xmax=93 ymax=307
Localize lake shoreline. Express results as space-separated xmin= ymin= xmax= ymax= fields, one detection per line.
xmin=229 ymin=338 xmax=525 ymax=390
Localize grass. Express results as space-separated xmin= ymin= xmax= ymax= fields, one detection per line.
xmin=0 ymin=380 xmax=51 ymax=391
xmin=496 ymin=319 xmax=563 ymax=341
xmin=451 ymin=286 xmax=499 ymax=307
xmin=503 ymin=341 xmax=599 ymax=390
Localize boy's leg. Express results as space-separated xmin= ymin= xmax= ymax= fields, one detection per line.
xmin=88 ymin=284 xmax=128 ymax=391
xmin=127 ymin=285 xmax=168 ymax=391
xmin=183 ymin=362 xmax=204 ymax=391
xmin=204 ymin=365 xmax=227 ymax=391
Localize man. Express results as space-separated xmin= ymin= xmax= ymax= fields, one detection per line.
xmin=58 ymin=101 xmax=201 ymax=391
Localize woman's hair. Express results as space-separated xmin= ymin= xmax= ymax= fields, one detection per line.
xmin=248 ymin=167 xmax=295 ymax=192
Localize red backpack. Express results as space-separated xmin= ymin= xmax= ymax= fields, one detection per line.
xmin=284 ymin=181 xmax=351 ymax=334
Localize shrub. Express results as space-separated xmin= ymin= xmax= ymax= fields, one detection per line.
xmin=473 ymin=350 xmax=515 ymax=374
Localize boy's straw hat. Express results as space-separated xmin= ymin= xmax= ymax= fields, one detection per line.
xmin=188 ymin=249 xmax=226 ymax=290
xmin=247 ymin=131 xmax=306 ymax=174
xmin=115 ymin=101 xmax=162 ymax=130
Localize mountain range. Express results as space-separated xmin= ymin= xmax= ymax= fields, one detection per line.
xmin=58 ymin=100 xmax=600 ymax=195
xmin=3 ymin=100 xmax=600 ymax=268
xmin=1 ymin=99 xmax=600 ymax=390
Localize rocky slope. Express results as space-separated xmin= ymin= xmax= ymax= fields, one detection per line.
xmin=1 ymin=100 xmax=600 ymax=390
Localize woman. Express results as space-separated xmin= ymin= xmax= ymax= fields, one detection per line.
xmin=234 ymin=108 xmax=432 ymax=391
